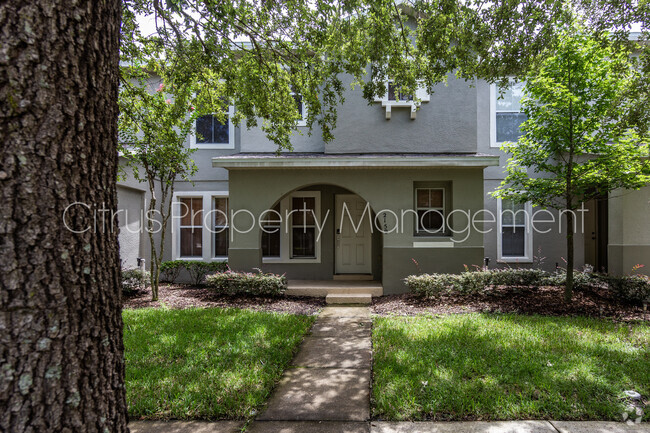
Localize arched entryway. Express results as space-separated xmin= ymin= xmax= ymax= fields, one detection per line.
xmin=259 ymin=183 xmax=383 ymax=282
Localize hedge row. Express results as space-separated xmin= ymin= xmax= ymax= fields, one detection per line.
xmin=205 ymin=270 xmax=287 ymax=297
xmin=160 ymin=260 xmax=229 ymax=285
xmin=406 ymin=268 xmax=650 ymax=305
xmin=121 ymin=268 xmax=150 ymax=295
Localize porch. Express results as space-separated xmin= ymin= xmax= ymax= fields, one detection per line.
xmin=287 ymin=279 xmax=383 ymax=304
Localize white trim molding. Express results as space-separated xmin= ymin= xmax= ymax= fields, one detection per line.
xmin=374 ymin=81 xmax=430 ymax=120
xmin=496 ymin=198 xmax=533 ymax=263
xmin=213 ymin=155 xmax=500 ymax=169
xmin=171 ymin=191 xmax=230 ymax=262
xmin=262 ymin=191 xmax=322 ymax=264
xmin=190 ymin=106 xmax=236 ymax=150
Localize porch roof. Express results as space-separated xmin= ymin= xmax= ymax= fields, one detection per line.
xmin=212 ymin=152 xmax=500 ymax=169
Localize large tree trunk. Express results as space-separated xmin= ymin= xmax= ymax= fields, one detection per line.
xmin=0 ymin=1 xmax=128 ymax=432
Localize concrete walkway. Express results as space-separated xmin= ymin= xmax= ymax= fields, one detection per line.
xmin=129 ymin=305 xmax=650 ymax=432
xmin=250 ymin=306 xmax=372 ymax=427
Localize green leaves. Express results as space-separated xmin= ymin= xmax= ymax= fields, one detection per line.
xmin=494 ymin=26 xmax=650 ymax=210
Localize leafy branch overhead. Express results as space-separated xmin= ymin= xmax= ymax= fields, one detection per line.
xmin=121 ymin=0 xmax=640 ymax=150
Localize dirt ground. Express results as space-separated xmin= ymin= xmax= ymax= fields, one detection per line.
xmin=371 ymin=285 xmax=649 ymax=322
xmin=123 ymin=284 xmax=325 ymax=315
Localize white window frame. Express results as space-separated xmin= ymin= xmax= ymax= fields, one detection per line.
xmin=490 ymin=81 xmax=525 ymax=148
xmin=172 ymin=191 xmax=229 ymax=262
xmin=190 ymin=106 xmax=235 ymax=150
xmin=374 ymin=79 xmax=430 ymax=120
xmin=290 ymin=90 xmax=308 ymax=127
xmin=497 ymin=198 xmax=533 ymax=263
xmin=414 ymin=187 xmax=446 ymax=235
xmin=212 ymin=196 xmax=229 ymax=260
xmin=262 ymin=191 xmax=321 ymax=264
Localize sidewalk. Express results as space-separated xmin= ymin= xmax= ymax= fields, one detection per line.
xmin=129 ymin=306 xmax=649 ymax=433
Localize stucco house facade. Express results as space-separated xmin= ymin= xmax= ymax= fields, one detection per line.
xmin=116 ymin=73 xmax=650 ymax=295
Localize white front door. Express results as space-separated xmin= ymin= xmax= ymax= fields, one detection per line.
xmin=335 ymin=194 xmax=372 ymax=274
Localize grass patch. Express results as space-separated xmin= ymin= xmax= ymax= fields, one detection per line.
xmin=123 ymin=307 xmax=315 ymax=420
xmin=373 ymin=314 xmax=649 ymax=421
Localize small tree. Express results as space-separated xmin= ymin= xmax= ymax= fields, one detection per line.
xmin=493 ymin=26 xmax=650 ymax=302
xmin=118 ymin=59 xmax=221 ymax=301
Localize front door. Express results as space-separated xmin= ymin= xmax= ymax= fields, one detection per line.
xmin=335 ymin=194 xmax=372 ymax=274
xmin=583 ymin=198 xmax=608 ymax=272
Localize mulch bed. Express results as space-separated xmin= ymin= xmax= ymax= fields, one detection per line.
xmin=372 ymin=285 xmax=649 ymax=322
xmin=123 ymin=284 xmax=325 ymax=315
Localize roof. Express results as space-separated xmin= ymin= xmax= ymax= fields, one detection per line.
xmin=211 ymin=152 xmax=500 ymax=169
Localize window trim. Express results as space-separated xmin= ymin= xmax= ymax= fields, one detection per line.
xmin=374 ymin=79 xmax=430 ymax=120
xmin=172 ymin=191 xmax=229 ymax=262
xmin=177 ymin=197 xmax=204 ymax=259
xmin=490 ymin=82 xmax=525 ymax=148
xmin=414 ymin=187 xmax=446 ymax=236
xmin=189 ymin=106 xmax=235 ymax=150
xmin=290 ymin=91 xmax=308 ymax=127
xmin=262 ymin=191 xmax=322 ymax=264
xmin=496 ymin=198 xmax=534 ymax=263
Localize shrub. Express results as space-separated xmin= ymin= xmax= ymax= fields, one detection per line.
xmin=489 ymin=268 xmax=547 ymax=287
xmin=206 ymin=270 xmax=287 ymax=297
xmin=159 ymin=260 xmax=184 ymax=284
xmin=406 ymin=274 xmax=461 ymax=297
xmin=185 ymin=261 xmax=229 ymax=286
xmin=122 ymin=268 xmax=149 ymax=295
xmin=599 ymin=274 xmax=650 ymax=305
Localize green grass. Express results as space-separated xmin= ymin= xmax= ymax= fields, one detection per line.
xmin=373 ymin=314 xmax=650 ymax=421
xmin=123 ymin=307 xmax=315 ymax=420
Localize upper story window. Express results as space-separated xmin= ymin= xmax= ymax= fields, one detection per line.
xmin=190 ymin=106 xmax=235 ymax=149
xmin=291 ymin=90 xmax=307 ymax=127
xmin=491 ymin=81 xmax=527 ymax=147
xmin=374 ymin=79 xmax=430 ymax=120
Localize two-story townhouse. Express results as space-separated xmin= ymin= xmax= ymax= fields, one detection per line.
xmin=116 ymin=71 xmax=650 ymax=296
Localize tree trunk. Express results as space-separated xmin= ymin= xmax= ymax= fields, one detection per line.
xmin=1 ymin=1 xmax=127 ymax=432
xmin=565 ymin=210 xmax=575 ymax=302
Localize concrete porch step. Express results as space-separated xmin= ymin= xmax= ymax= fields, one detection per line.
xmin=325 ymin=293 xmax=373 ymax=305
xmin=286 ymin=280 xmax=383 ymax=297
xmin=333 ymin=274 xmax=373 ymax=281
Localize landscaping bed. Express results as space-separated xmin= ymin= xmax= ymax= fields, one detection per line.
xmin=123 ymin=284 xmax=324 ymax=315
xmin=372 ymin=313 xmax=650 ymax=421
xmin=372 ymin=285 xmax=648 ymax=322
xmin=124 ymin=307 xmax=315 ymax=420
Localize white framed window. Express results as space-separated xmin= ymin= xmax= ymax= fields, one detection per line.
xmin=415 ymin=188 xmax=445 ymax=235
xmin=374 ymin=79 xmax=430 ymax=120
xmin=497 ymin=198 xmax=533 ymax=262
xmin=490 ymin=81 xmax=527 ymax=148
xmin=291 ymin=90 xmax=307 ymax=127
xmin=172 ymin=191 xmax=229 ymax=262
xmin=190 ymin=106 xmax=235 ymax=149
xmin=262 ymin=191 xmax=321 ymax=264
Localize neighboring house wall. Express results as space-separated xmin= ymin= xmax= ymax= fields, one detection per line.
xmin=608 ymin=186 xmax=650 ymax=277
xmin=117 ymin=185 xmax=145 ymax=270
xmin=478 ymin=80 xmax=587 ymax=273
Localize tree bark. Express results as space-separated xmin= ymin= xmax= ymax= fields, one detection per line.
xmin=1 ymin=1 xmax=128 ymax=432
xmin=565 ymin=209 xmax=575 ymax=303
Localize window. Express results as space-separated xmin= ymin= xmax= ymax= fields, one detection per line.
xmin=173 ymin=192 xmax=229 ymax=261
xmin=213 ymin=197 xmax=229 ymax=258
xmin=261 ymin=203 xmax=281 ymax=258
xmin=497 ymin=199 xmax=533 ymax=262
xmin=374 ymin=79 xmax=430 ymax=120
xmin=491 ymin=81 xmax=527 ymax=147
xmin=179 ymin=197 xmax=203 ymax=258
xmin=262 ymin=191 xmax=321 ymax=263
xmin=291 ymin=90 xmax=307 ymax=126
xmin=415 ymin=188 xmax=445 ymax=234
xmin=291 ymin=197 xmax=316 ymax=258
xmin=190 ymin=106 xmax=235 ymax=149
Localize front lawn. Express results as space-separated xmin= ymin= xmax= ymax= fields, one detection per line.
xmin=123 ymin=307 xmax=315 ymax=420
xmin=373 ymin=314 xmax=649 ymax=421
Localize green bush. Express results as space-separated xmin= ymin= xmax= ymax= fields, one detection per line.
xmin=159 ymin=260 xmax=184 ymax=284
xmin=185 ymin=261 xmax=229 ymax=285
xmin=122 ymin=268 xmax=149 ymax=295
xmin=599 ymin=274 xmax=650 ymax=305
xmin=206 ymin=270 xmax=287 ymax=297
xmin=489 ymin=268 xmax=547 ymax=287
